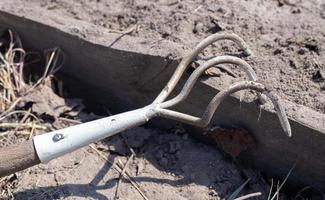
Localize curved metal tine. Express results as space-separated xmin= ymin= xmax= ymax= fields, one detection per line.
xmin=153 ymin=33 xmax=252 ymax=104
xmin=158 ymin=81 xmax=292 ymax=137
xmin=160 ymin=55 xmax=265 ymax=109
xmin=200 ymin=81 xmax=291 ymax=137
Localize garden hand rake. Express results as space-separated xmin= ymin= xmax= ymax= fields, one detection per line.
xmin=0 ymin=33 xmax=291 ymax=177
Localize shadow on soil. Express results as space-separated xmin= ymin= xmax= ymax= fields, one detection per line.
xmin=13 ymin=126 xmax=270 ymax=200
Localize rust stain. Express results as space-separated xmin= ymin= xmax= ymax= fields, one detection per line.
xmin=208 ymin=127 xmax=256 ymax=157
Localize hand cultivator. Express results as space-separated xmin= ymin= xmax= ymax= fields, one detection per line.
xmin=0 ymin=33 xmax=291 ymax=177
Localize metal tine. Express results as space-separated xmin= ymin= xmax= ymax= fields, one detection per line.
xmin=153 ymin=33 xmax=253 ymax=104
xmin=157 ymin=81 xmax=292 ymax=137
xmin=160 ymin=55 xmax=262 ymax=108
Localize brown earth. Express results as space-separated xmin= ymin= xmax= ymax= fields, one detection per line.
xmin=17 ymin=0 xmax=325 ymax=114
xmin=0 ymin=30 xmax=276 ymax=200
xmin=1 ymin=0 xmax=325 ymax=199
xmin=9 ymin=127 xmax=275 ymax=200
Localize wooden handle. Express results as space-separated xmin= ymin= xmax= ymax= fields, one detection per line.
xmin=0 ymin=140 xmax=40 ymax=177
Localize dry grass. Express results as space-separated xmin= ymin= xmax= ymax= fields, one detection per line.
xmin=89 ymin=144 xmax=149 ymax=200
xmin=0 ymin=30 xmax=25 ymax=114
xmin=0 ymin=29 xmax=63 ymax=141
xmin=0 ymin=29 xmax=63 ymax=200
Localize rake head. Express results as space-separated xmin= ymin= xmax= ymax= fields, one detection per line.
xmin=152 ymin=33 xmax=291 ymax=137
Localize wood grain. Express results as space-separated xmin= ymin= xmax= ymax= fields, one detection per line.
xmin=0 ymin=140 xmax=40 ymax=177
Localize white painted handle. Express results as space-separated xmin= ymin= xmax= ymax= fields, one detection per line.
xmin=33 ymin=106 xmax=155 ymax=163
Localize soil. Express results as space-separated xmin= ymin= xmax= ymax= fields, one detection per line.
xmin=0 ymin=77 xmax=275 ymax=199
xmin=0 ymin=30 xmax=277 ymax=199
xmin=17 ymin=0 xmax=325 ymax=113
xmin=0 ymin=74 xmax=275 ymax=200
xmin=1 ymin=0 xmax=325 ymax=199
xmin=10 ymin=127 xmax=274 ymax=200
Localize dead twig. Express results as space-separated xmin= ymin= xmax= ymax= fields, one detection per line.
xmin=0 ymin=109 xmax=40 ymax=123
xmin=58 ymin=117 xmax=82 ymax=124
xmin=28 ymin=121 xmax=36 ymax=139
xmin=89 ymin=144 xmax=149 ymax=200
xmin=234 ymin=192 xmax=262 ymax=200
xmin=0 ymin=97 xmax=22 ymax=120
xmin=114 ymin=154 xmax=135 ymax=199
xmin=268 ymin=162 xmax=296 ymax=200
xmin=24 ymin=48 xmax=62 ymax=94
xmin=121 ymin=134 xmax=136 ymax=156
xmin=0 ymin=122 xmax=46 ymax=130
xmin=108 ymin=24 xmax=138 ymax=35
xmin=108 ymin=24 xmax=138 ymax=47
xmin=228 ymin=178 xmax=250 ymax=200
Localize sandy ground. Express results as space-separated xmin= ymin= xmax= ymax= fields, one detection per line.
xmin=19 ymin=0 xmax=325 ymax=114
xmin=10 ymin=127 xmax=273 ymax=200
xmin=1 ymin=0 xmax=325 ymax=199
xmin=0 ymin=42 xmax=274 ymax=199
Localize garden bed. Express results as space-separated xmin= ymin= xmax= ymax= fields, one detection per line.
xmin=0 ymin=0 xmax=325 ymax=199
